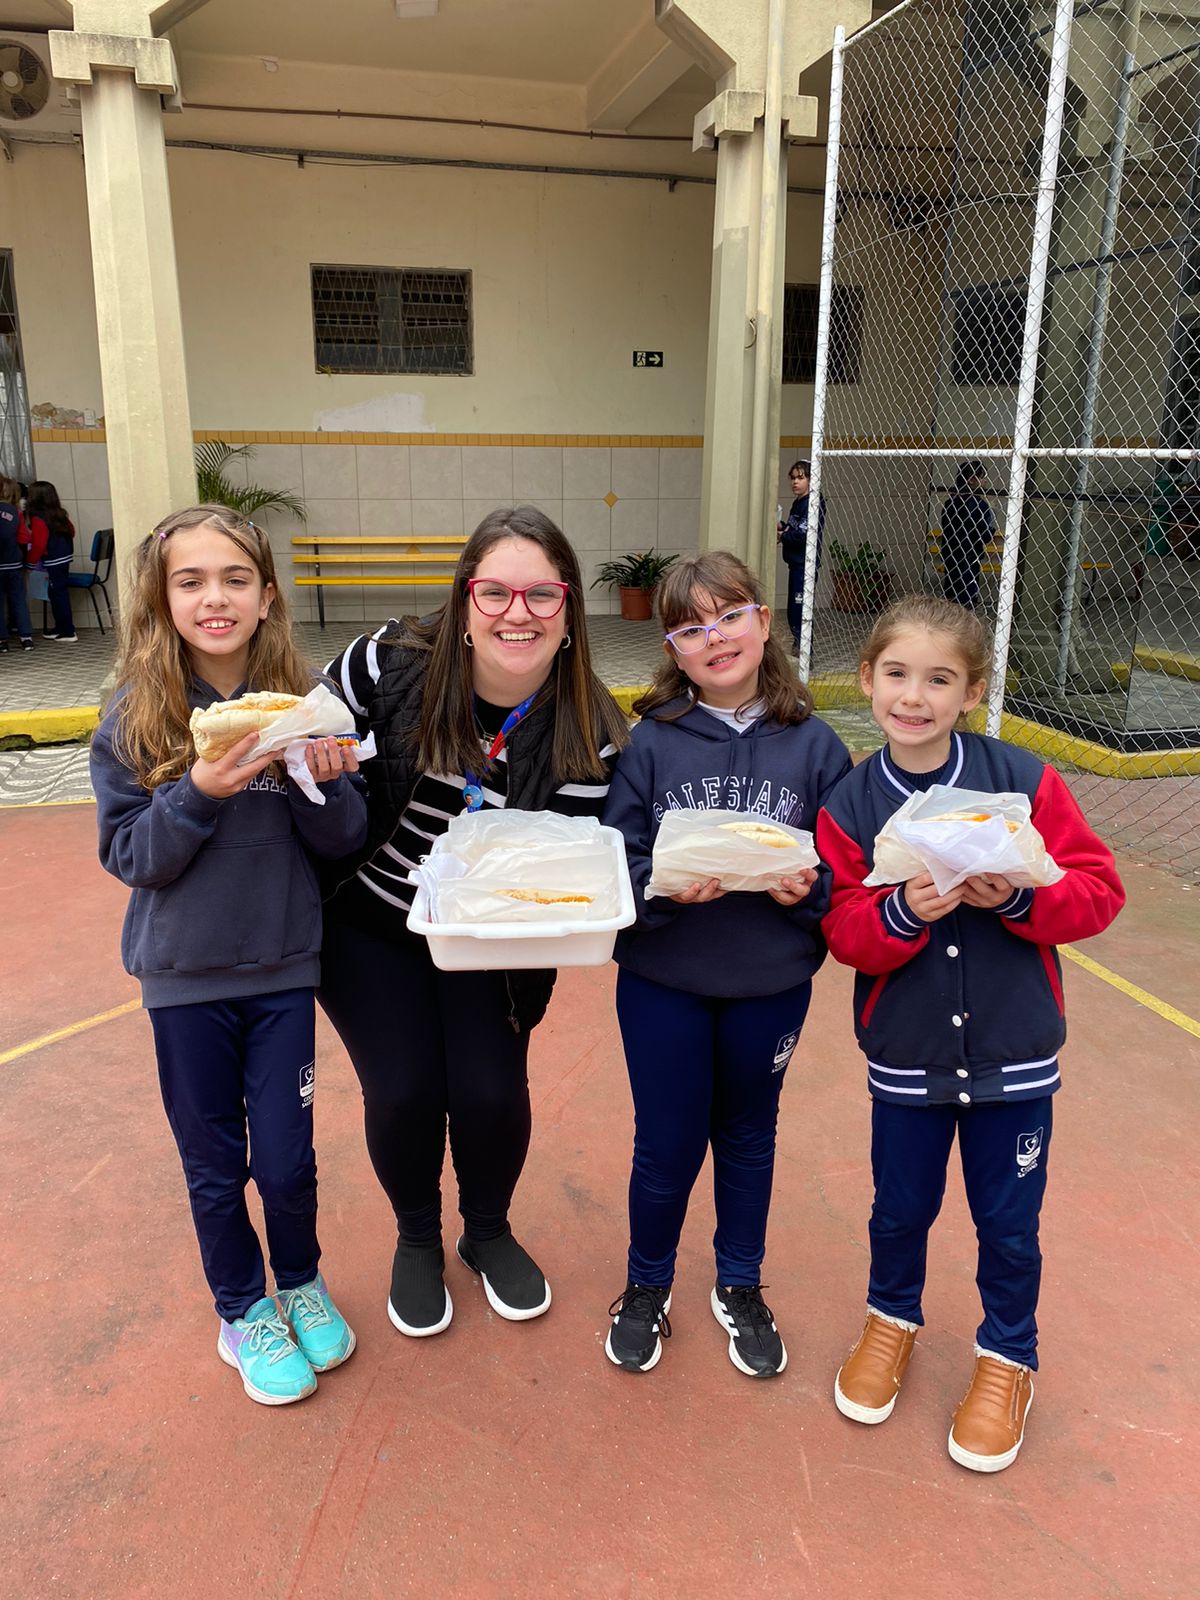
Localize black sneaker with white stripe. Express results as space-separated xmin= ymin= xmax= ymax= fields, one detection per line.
xmin=605 ymin=1283 xmax=672 ymax=1372
xmin=711 ymin=1283 xmax=787 ymax=1377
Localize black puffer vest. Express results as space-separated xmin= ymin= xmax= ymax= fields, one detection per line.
xmin=326 ymin=634 xmax=564 ymax=1032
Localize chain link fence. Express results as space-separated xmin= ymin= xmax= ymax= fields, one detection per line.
xmin=801 ymin=0 xmax=1200 ymax=879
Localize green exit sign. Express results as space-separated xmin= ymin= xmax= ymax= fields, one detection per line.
xmin=633 ymin=350 xmax=664 ymax=368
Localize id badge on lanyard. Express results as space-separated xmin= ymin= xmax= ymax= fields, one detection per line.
xmin=463 ymin=693 xmax=537 ymax=813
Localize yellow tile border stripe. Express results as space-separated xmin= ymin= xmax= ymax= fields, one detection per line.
xmin=0 ymin=998 xmax=141 ymax=1068
xmin=1060 ymin=946 xmax=1200 ymax=1040
xmin=32 ymin=429 xmax=709 ymax=448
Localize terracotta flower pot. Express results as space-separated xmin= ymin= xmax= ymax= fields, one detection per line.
xmin=832 ymin=572 xmax=893 ymax=613
xmin=619 ymin=586 xmax=655 ymax=621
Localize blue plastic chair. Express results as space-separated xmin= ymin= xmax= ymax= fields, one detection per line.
xmin=67 ymin=528 xmax=115 ymax=633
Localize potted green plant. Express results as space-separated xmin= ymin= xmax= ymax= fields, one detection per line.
xmin=829 ymin=539 xmax=892 ymax=613
xmin=194 ymin=441 xmax=307 ymax=523
xmin=591 ymin=550 xmax=680 ymax=621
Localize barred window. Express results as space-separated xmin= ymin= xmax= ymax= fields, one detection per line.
xmin=951 ymin=285 xmax=1025 ymax=386
xmin=311 ymin=265 xmax=473 ymax=375
xmin=782 ymin=283 xmax=864 ymax=384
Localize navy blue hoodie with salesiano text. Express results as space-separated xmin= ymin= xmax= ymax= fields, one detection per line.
xmin=603 ymin=697 xmax=852 ymax=998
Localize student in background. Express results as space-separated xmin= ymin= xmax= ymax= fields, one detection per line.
xmin=24 ymin=479 xmax=77 ymax=642
xmin=0 ymin=474 xmax=33 ymax=652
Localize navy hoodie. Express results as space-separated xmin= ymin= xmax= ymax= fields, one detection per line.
xmin=603 ymin=697 xmax=853 ymax=998
xmin=0 ymin=501 xmax=26 ymax=573
xmin=91 ymin=680 xmax=368 ymax=1008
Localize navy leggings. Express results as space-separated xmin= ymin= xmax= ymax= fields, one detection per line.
xmin=867 ymin=1095 xmax=1053 ymax=1368
xmin=149 ymin=988 xmax=320 ymax=1322
xmin=615 ymin=967 xmax=812 ymax=1287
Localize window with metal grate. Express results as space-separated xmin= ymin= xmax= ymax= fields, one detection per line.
xmin=782 ymin=283 xmax=864 ymax=385
xmin=311 ymin=264 xmax=473 ymax=375
xmin=950 ymin=284 xmax=1025 ymax=387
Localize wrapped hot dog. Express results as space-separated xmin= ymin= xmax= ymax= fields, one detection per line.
xmin=864 ymin=784 xmax=1064 ymax=895
xmin=645 ymin=808 xmax=819 ymax=898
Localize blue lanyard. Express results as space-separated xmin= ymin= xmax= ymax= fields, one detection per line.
xmin=463 ymin=693 xmax=537 ymax=812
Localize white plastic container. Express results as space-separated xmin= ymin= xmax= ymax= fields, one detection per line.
xmin=406 ymin=824 xmax=636 ymax=971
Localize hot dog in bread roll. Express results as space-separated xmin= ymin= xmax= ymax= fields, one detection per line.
xmin=189 ymin=692 xmax=304 ymax=761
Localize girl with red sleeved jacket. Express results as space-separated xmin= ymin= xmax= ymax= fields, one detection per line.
xmin=815 ymin=595 xmax=1123 ymax=1475
xmin=25 ymin=479 xmax=77 ymax=642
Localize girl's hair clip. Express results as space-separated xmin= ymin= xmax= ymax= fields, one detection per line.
xmin=157 ymin=527 xmax=170 ymax=540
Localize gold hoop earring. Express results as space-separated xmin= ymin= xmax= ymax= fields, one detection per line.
xmin=463 ymin=631 xmax=474 ymax=648
xmin=560 ymin=632 xmax=572 ymax=650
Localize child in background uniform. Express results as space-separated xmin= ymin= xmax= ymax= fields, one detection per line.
xmin=817 ymin=595 xmax=1123 ymax=1471
xmin=91 ymin=504 xmax=368 ymax=1406
xmin=0 ymin=474 xmax=33 ymax=651
xmin=602 ymin=551 xmax=852 ymax=1377
xmin=24 ymin=479 xmax=77 ymax=642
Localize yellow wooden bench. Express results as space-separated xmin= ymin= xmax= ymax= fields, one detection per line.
xmin=292 ymin=535 xmax=466 ymax=626
xmin=925 ymin=530 xmax=1111 ymax=600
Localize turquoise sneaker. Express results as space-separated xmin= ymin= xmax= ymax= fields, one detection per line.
xmin=278 ymin=1274 xmax=356 ymax=1372
xmin=217 ymin=1296 xmax=317 ymax=1405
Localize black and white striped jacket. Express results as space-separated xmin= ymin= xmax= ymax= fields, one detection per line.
xmin=323 ymin=622 xmax=620 ymax=931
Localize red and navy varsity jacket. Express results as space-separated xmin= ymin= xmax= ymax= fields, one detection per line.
xmin=816 ymin=731 xmax=1124 ymax=1106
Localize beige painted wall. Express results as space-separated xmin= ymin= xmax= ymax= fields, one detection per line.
xmin=2 ymin=138 xmax=825 ymax=436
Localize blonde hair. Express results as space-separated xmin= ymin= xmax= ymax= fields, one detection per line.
xmin=859 ymin=594 xmax=991 ymax=687
xmin=111 ymin=504 xmax=313 ymax=789
xmin=635 ymin=549 xmax=813 ymax=723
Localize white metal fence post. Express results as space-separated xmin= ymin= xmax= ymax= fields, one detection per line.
xmin=801 ymin=22 xmax=846 ymax=683
xmin=987 ymin=0 xmax=1077 ymax=736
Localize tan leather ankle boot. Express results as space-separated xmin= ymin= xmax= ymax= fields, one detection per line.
xmin=834 ymin=1311 xmax=916 ymax=1424
xmin=948 ymin=1352 xmax=1034 ymax=1472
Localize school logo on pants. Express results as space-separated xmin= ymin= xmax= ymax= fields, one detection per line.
xmin=1016 ymin=1127 xmax=1043 ymax=1178
xmin=300 ymin=1061 xmax=315 ymax=1109
xmin=773 ymin=1030 xmax=800 ymax=1072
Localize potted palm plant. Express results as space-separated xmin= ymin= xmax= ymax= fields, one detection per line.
xmin=829 ymin=539 xmax=892 ymax=613
xmin=194 ymin=441 xmax=307 ymax=522
xmin=591 ymin=550 xmax=680 ymax=620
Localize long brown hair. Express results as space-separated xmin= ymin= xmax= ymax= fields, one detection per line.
xmin=26 ymin=480 xmax=73 ymax=541
xmin=397 ymin=505 xmax=628 ymax=781
xmin=859 ymin=594 xmax=991 ymax=687
xmin=634 ymin=549 xmax=813 ymax=723
xmin=111 ymin=503 xmax=314 ymax=789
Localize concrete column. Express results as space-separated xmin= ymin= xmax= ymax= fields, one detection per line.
xmin=48 ymin=19 xmax=196 ymax=591
xmin=655 ymin=0 xmax=867 ymax=590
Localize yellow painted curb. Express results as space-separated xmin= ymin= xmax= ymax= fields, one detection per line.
xmin=966 ymin=708 xmax=1200 ymax=778
xmin=809 ymin=672 xmax=862 ymax=709
xmin=1122 ymin=646 xmax=1200 ymax=683
xmin=610 ymin=672 xmax=864 ymax=719
xmin=0 ymin=706 xmax=100 ymax=745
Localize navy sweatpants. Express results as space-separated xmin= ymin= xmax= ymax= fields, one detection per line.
xmin=615 ymin=967 xmax=812 ymax=1287
xmin=149 ymin=988 xmax=320 ymax=1322
xmin=867 ymin=1095 xmax=1053 ymax=1368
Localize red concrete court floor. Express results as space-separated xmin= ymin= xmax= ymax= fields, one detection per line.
xmin=2 ymin=804 xmax=1198 ymax=1600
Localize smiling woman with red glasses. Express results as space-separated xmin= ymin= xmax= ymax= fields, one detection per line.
xmin=318 ymin=507 xmax=628 ymax=1341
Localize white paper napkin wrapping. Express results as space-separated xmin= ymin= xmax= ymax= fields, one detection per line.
xmin=645 ymin=808 xmax=820 ymax=898
xmin=863 ymin=784 xmax=1065 ymax=895
xmin=231 ymin=683 xmax=375 ymax=806
xmin=411 ymin=813 xmax=618 ymax=923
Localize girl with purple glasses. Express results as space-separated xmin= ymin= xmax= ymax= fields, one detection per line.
xmin=601 ymin=550 xmax=851 ymax=1378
